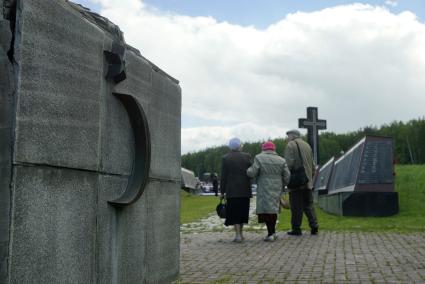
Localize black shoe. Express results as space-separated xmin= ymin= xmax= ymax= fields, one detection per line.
xmin=311 ymin=227 xmax=318 ymax=235
xmin=287 ymin=230 xmax=302 ymax=236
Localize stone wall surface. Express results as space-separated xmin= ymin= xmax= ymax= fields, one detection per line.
xmin=143 ymin=181 xmax=180 ymax=283
xmin=13 ymin=0 xmax=105 ymax=171
xmin=113 ymin=51 xmax=182 ymax=181
xmin=0 ymin=5 xmax=14 ymax=281
xmin=9 ymin=166 xmax=98 ymax=284
xmin=1 ymin=0 xmax=181 ymax=283
xmin=95 ymin=176 xmax=180 ymax=284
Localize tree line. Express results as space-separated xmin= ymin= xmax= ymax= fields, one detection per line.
xmin=182 ymin=118 xmax=425 ymax=178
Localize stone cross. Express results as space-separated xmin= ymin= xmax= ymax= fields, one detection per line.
xmin=298 ymin=107 xmax=327 ymax=164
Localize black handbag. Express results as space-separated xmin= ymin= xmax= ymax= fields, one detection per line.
xmin=287 ymin=141 xmax=309 ymax=188
xmin=216 ymin=199 xmax=226 ymax=219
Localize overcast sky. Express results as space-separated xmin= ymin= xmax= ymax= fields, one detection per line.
xmin=76 ymin=0 xmax=425 ymax=154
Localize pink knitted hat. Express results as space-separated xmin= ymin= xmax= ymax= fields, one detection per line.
xmin=262 ymin=141 xmax=275 ymax=151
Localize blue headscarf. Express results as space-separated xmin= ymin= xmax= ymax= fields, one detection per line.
xmin=228 ymin=137 xmax=241 ymax=150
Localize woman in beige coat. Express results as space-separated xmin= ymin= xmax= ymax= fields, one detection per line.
xmin=247 ymin=141 xmax=290 ymax=241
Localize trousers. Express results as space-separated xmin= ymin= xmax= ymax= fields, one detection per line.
xmin=289 ymin=188 xmax=318 ymax=231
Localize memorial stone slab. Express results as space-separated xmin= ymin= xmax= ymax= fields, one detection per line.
xmin=317 ymin=136 xmax=398 ymax=216
xmin=357 ymin=139 xmax=394 ymax=185
xmin=313 ymin=157 xmax=334 ymax=195
xmin=328 ymin=138 xmax=364 ymax=194
xmin=0 ymin=0 xmax=181 ymax=283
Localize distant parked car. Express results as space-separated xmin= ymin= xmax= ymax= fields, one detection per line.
xmin=201 ymin=183 xmax=213 ymax=193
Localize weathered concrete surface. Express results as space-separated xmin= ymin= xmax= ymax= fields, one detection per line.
xmin=96 ymin=178 xmax=180 ymax=283
xmin=13 ymin=0 xmax=104 ymax=171
xmin=0 ymin=11 xmax=14 ymax=282
xmin=99 ymin=91 xmax=134 ymax=176
xmin=143 ymin=181 xmax=180 ymax=283
xmin=9 ymin=166 xmax=98 ymax=283
xmin=113 ymin=51 xmax=182 ymax=181
xmin=96 ymin=174 xmax=127 ymax=284
xmin=149 ymin=70 xmax=182 ymax=180
xmin=1 ymin=0 xmax=181 ymax=283
xmin=177 ymin=231 xmax=425 ymax=283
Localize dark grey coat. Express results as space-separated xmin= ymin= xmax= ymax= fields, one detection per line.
xmin=220 ymin=150 xmax=252 ymax=198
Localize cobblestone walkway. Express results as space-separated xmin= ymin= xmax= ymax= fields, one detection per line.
xmin=178 ymin=231 xmax=425 ymax=283
xmin=177 ymin=199 xmax=425 ymax=283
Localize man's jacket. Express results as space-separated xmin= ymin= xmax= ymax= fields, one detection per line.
xmin=284 ymin=138 xmax=316 ymax=189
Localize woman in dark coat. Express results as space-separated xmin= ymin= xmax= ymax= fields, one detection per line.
xmin=220 ymin=137 xmax=252 ymax=242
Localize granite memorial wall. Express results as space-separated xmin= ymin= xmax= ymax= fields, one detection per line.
xmin=315 ymin=136 xmax=398 ymax=216
xmin=0 ymin=0 xmax=181 ymax=283
xmin=313 ymin=157 xmax=334 ymax=196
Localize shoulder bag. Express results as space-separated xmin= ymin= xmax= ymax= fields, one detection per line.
xmin=287 ymin=141 xmax=309 ymax=188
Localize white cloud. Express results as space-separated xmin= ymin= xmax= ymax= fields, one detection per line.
xmin=385 ymin=0 xmax=398 ymax=7
xmin=181 ymin=123 xmax=290 ymax=154
xmin=93 ymin=1 xmax=425 ymax=154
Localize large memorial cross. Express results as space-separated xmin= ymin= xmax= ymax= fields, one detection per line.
xmin=298 ymin=107 xmax=327 ymax=164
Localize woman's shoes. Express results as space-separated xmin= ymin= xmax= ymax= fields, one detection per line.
xmin=263 ymin=234 xmax=277 ymax=242
xmin=232 ymin=236 xmax=243 ymax=243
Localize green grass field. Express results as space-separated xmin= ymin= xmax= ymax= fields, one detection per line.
xmin=180 ymin=191 xmax=219 ymax=224
xmin=181 ymin=165 xmax=425 ymax=232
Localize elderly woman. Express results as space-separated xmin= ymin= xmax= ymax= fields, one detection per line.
xmin=220 ymin=137 xmax=252 ymax=242
xmin=247 ymin=141 xmax=290 ymax=241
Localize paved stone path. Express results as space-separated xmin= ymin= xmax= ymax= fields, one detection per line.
xmin=178 ymin=231 xmax=425 ymax=283
xmin=177 ymin=200 xmax=425 ymax=283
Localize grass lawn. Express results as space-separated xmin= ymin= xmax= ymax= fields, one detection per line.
xmin=181 ymin=165 xmax=425 ymax=232
xmin=180 ymin=191 xmax=218 ymax=224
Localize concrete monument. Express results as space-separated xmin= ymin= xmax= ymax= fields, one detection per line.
xmin=1 ymin=0 xmax=181 ymax=283
xmin=314 ymin=136 xmax=398 ymax=216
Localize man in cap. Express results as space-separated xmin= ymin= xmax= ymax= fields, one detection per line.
xmin=284 ymin=129 xmax=319 ymax=236
xmin=220 ymin=137 xmax=252 ymax=242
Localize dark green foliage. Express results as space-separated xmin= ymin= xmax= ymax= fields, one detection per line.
xmin=182 ymin=118 xmax=425 ymax=177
